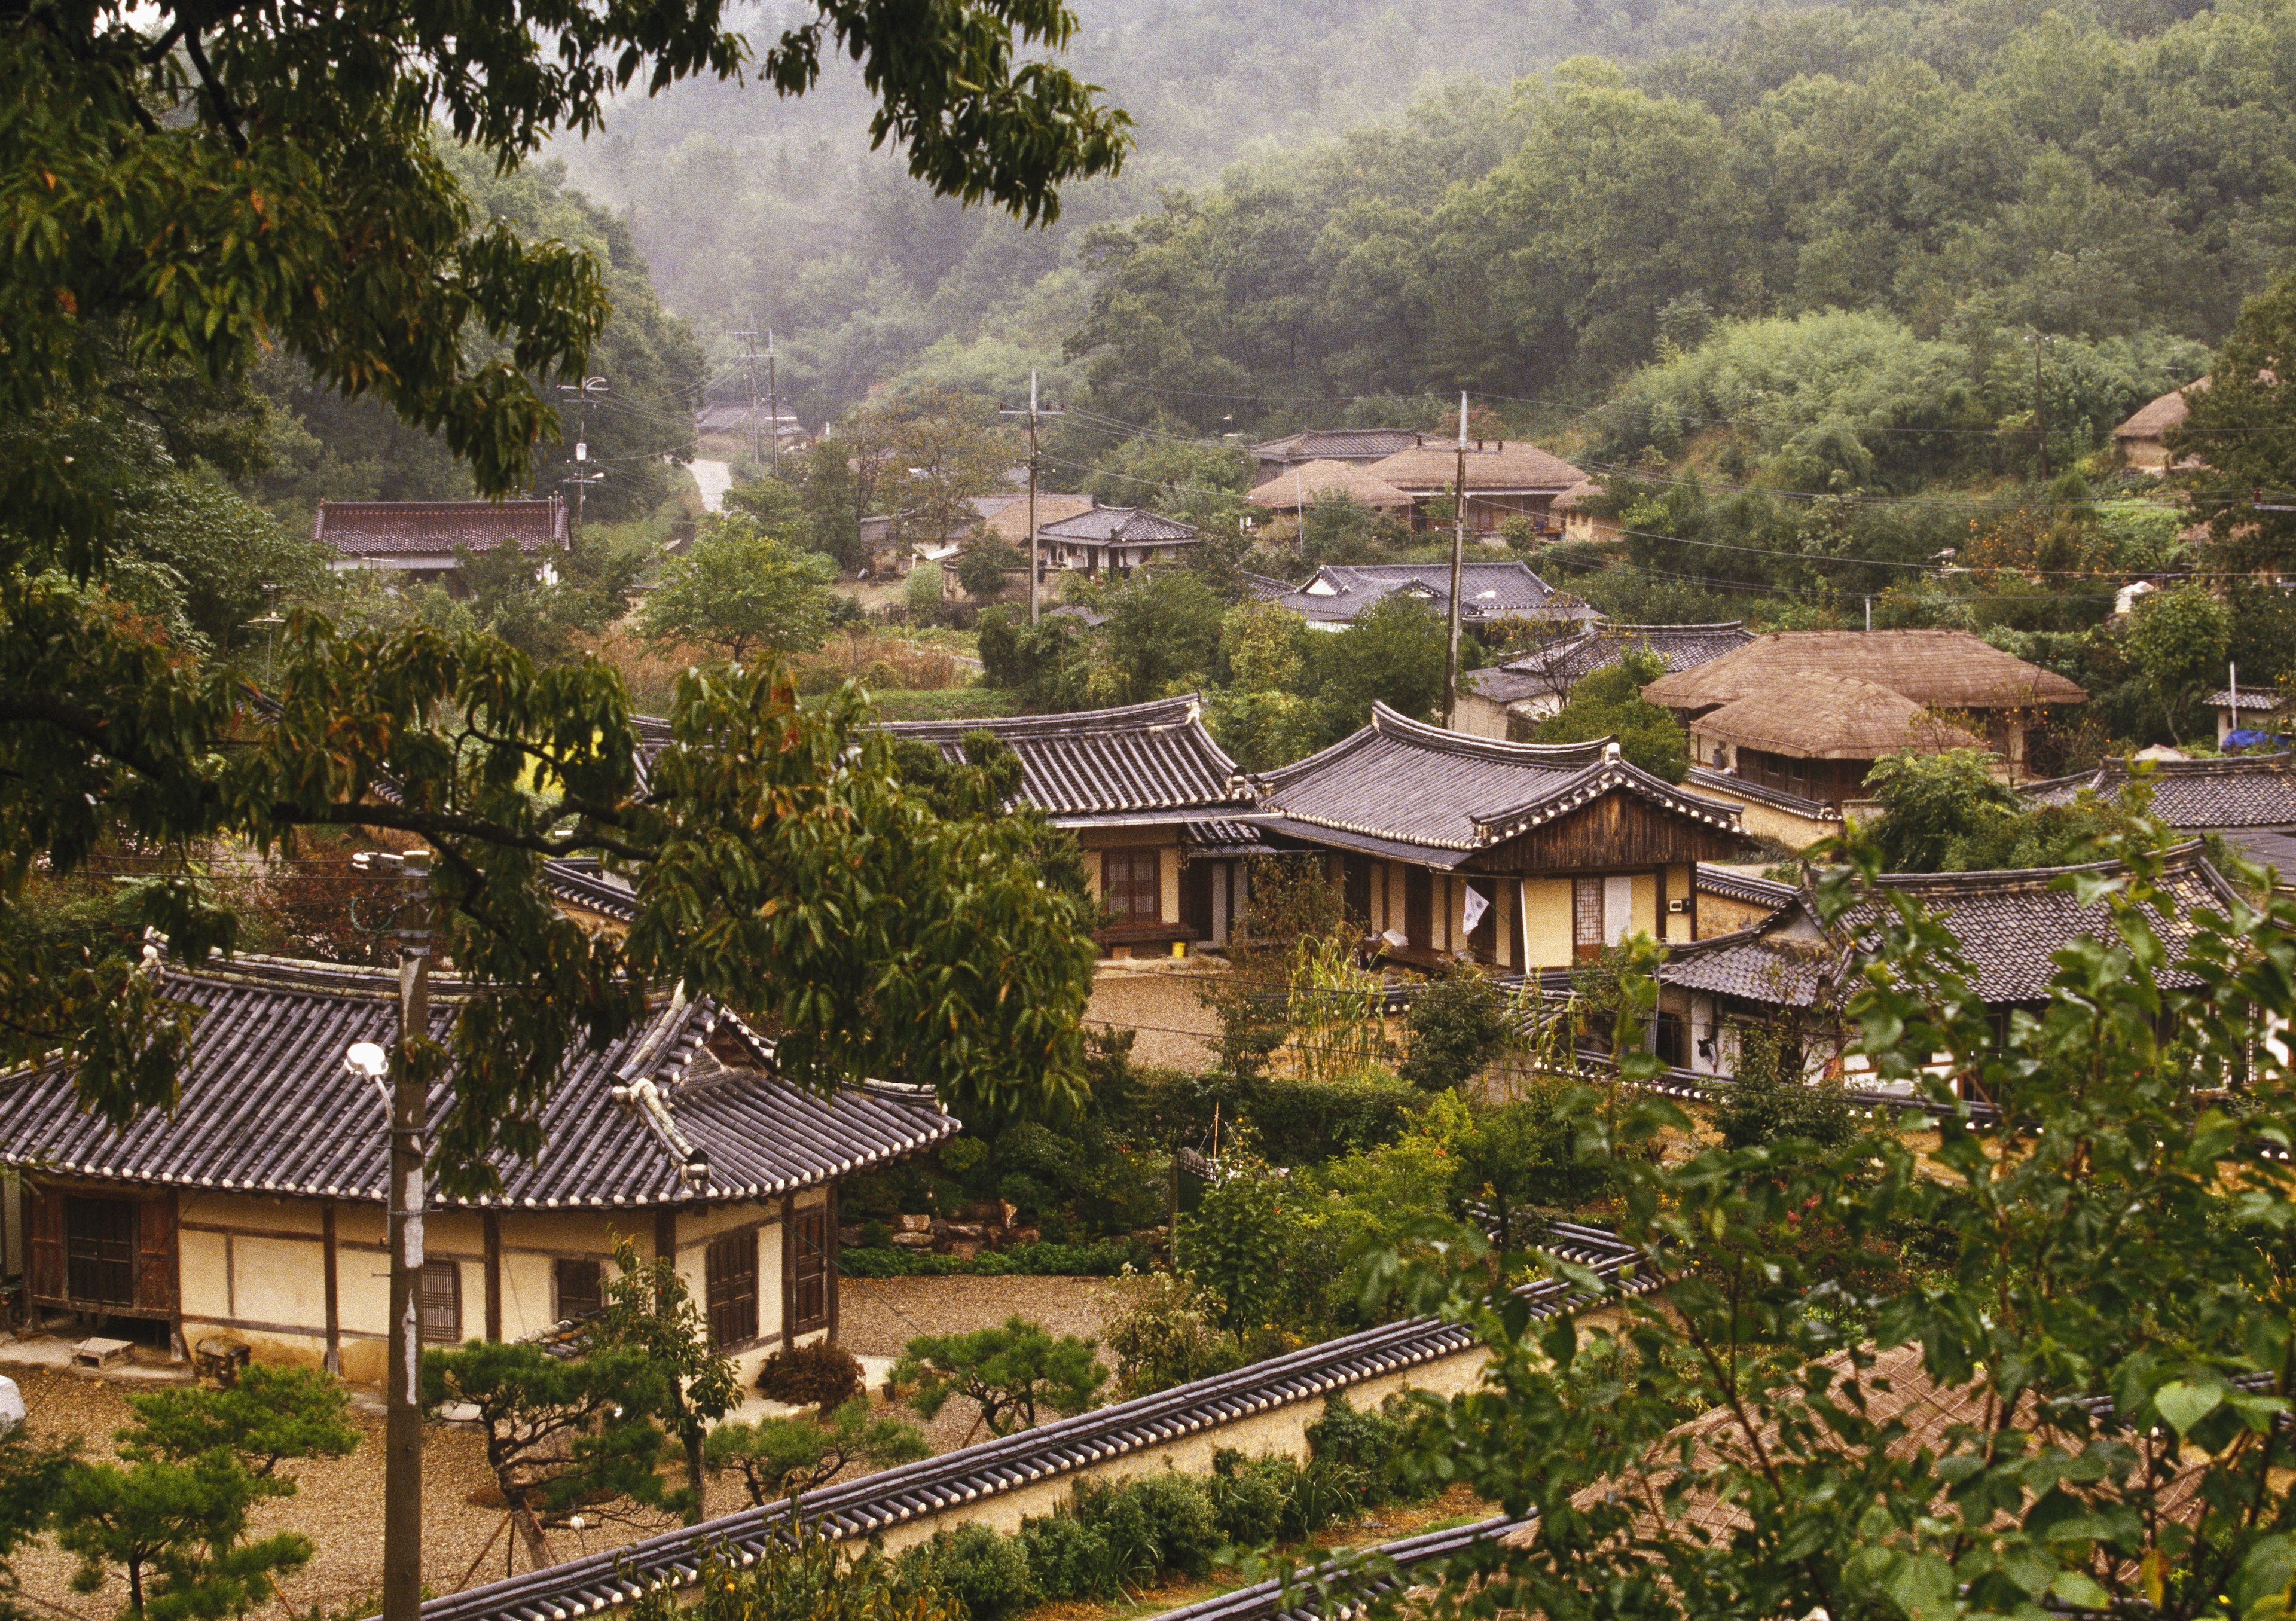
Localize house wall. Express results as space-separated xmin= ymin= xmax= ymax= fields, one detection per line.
xmin=1452 ymin=692 xmax=1512 ymax=741
xmin=1522 ymin=877 xmax=1574 ymax=967
xmin=1680 ymin=780 xmax=1840 ymax=852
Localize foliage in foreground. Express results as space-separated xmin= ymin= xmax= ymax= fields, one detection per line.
xmin=1378 ymin=830 xmax=2296 ymax=1621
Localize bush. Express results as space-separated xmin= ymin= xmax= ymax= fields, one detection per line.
xmin=1399 ymin=966 xmax=1512 ymax=1092
xmin=1303 ymin=1393 xmax=1419 ymax=1507
xmin=1248 ymin=1073 xmax=1422 ymax=1164
xmin=755 ymin=1341 xmax=864 ymax=1408
xmin=838 ymin=1239 xmax=1145 ymax=1278
xmin=896 ymin=1523 xmax=1032 ymax=1621
xmin=1102 ymin=1271 xmax=1248 ymax=1400
xmin=1206 ymin=1449 xmax=1291 ymax=1546
xmin=1710 ymin=1025 xmax=1855 ymax=1151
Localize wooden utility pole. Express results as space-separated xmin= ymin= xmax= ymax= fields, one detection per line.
xmin=558 ymin=376 xmax=608 ymax=535
xmin=766 ymin=331 xmax=780 ymax=478
xmin=1443 ymin=390 xmax=1469 ymax=729
xmin=349 ymin=848 xmax=436 ymax=1621
xmin=733 ymin=328 xmax=764 ymax=465
xmin=1001 ymin=371 xmax=1063 ymax=624
xmin=2028 ymin=332 xmax=2053 ymax=480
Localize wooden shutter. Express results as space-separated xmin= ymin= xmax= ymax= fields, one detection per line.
xmin=1405 ymin=866 xmax=1432 ymax=948
xmin=26 ymin=1186 xmax=63 ymax=1302
xmin=705 ymin=1231 xmax=758 ymax=1347
xmin=1342 ymin=856 xmax=1372 ymax=927
xmin=554 ymin=1259 xmax=603 ymax=1322
xmin=791 ymin=1209 xmax=829 ymax=1333
xmin=136 ymin=1195 xmax=176 ymax=1315
xmin=1573 ymin=878 xmax=1604 ymax=961
xmin=1104 ymin=849 xmax=1161 ymax=923
xmin=419 ymin=1259 xmax=462 ymax=1344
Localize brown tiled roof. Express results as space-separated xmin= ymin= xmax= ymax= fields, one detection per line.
xmin=1244 ymin=459 xmax=1413 ymax=512
xmin=1251 ymin=703 xmax=1742 ymax=865
xmin=1366 ymin=438 xmax=1587 ymax=494
xmin=1642 ymin=630 xmax=2086 ymax=713
xmin=0 ymin=958 xmax=954 ymax=1207
xmin=1693 ymin=669 xmax=1989 ymax=760
xmin=314 ymin=498 xmax=567 ymax=559
xmin=2024 ymin=752 xmax=2296 ymax=829
xmin=1471 ymin=622 xmax=1754 ymax=704
xmin=883 ymin=694 xmax=1252 ymax=826
xmin=2115 ymin=378 xmax=2204 ymax=440
xmin=1248 ymin=427 xmax=1422 ymax=463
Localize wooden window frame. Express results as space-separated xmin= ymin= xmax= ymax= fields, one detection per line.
xmin=705 ymin=1229 xmax=761 ymax=1349
xmin=554 ymin=1257 xmax=603 ymax=1323
xmin=1103 ymin=848 xmax=1162 ymax=924
xmin=1572 ymin=877 xmax=1604 ymax=961
xmin=63 ymin=1195 xmax=138 ymax=1311
xmin=420 ymin=1257 xmax=463 ymax=1345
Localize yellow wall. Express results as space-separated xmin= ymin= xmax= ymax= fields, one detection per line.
xmin=1075 ymin=827 xmax=1184 ymax=924
xmin=1663 ymin=862 xmax=1694 ymax=944
xmin=1522 ymin=878 xmax=1574 ymax=969
xmin=1685 ymin=782 xmax=1839 ymax=851
xmin=1629 ymin=872 xmax=1656 ymax=941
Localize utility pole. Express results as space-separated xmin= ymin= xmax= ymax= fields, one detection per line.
xmin=558 ymin=376 xmax=609 ymax=535
xmin=347 ymin=848 xmax=436 ymax=1621
xmin=1443 ymin=390 xmax=1469 ymax=730
xmin=2028 ymin=332 xmax=2053 ymax=481
xmin=766 ymin=331 xmax=780 ymax=478
xmin=733 ymin=328 xmax=764 ymax=465
xmin=1001 ymin=371 xmax=1064 ymax=625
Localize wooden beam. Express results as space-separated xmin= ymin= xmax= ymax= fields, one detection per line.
xmin=483 ymin=1212 xmax=502 ymax=1343
xmin=322 ymin=1201 xmax=341 ymax=1376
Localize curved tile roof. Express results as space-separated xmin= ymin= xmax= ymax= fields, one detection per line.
xmin=883 ymin=694 xmax=1253 ymax=823
xmin=1262 ymin=561 xmax=1594 ymax=627
xmin=1472 ymin=622 xmax=1755 ymax=704
xmin=1253 ymin=704 xmax=1741 ymax=860
xmin=2023 ymin=752 xmax=2296 ymax=829
xmin=0 ymin=958 xmax=953 ymax=1208
xmin=315 ymin=499 xmax=566 ymax=559
xmin=1036 ymin=506 xmax=1198 ymax=544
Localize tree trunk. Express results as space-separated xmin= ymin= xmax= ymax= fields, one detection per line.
xmin=683 ymin=1425 xmax=706 ymax=1526
xmin=511 ymin=1502 xmax=558 ymax=1570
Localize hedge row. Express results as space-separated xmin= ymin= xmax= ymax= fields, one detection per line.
xmin=837 ymin=1238 xmax=1146 ymax=1278
xmin=890 ymin=1394 xmax=1429 ymax=1621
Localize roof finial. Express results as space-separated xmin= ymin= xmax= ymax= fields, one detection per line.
xmin=1604 ymin=739 xmax=1622 ymax=761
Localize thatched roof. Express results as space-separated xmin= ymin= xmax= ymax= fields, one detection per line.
xmin=1551 ymin=477 xmax=1602 ymax=511
xmin=978 ymin=493 xmax=1095 ymax=542
xmin=1244 ymin=458 xmax=1413 ymax=512
xmin=1367 ymin=438 xmax=1586 ymax=494
xmin=1690 ymin=669 xmax=1987 ymax=760
xmin=1642 ymin=630 xmax=2086 ymax=714
xmin=2116 ymin=378 xmax=2205 ymax=441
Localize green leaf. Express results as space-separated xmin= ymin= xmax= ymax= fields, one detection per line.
xmin=2154 ymin=1379 xmax=2224 ymax=1435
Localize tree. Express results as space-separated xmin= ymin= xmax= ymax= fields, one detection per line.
xmin=890 ymin=1317 xmax=1109 ymax=1439
xmin=1176 ymin=1155 xmax=1295 ymax=1339
xmin=2175 ymin=270 xmax=2296 ymax=573
xmin=886 ymin=392 xmax=1017 ymax=554
xmin=2129 ymin=583 xmax=2233 ymax=744
xmin=1435 ymin=1085 xmax=1613 ymax=1248
xmin=1391 ymin=835 xmax=2296 ymax=1621
xmin=422 ymin=1339 xmax=682 ymax=1568
xmin=793 ymin=440 xmax=866 ymax=573
xmin=1863 ymin=747 xmax=2028 ymax=871
xmin=0 ymin=1427 xmax=76 ymax=1620
xmin=113 ymin=1367 xmax=358 ymax=1483
xmin=1089 ymin=569 xmax=1227 ymax=706
xmin=1303 ymin=595 xmax=1452 ymax=742
xmin=638 ymin=517 xmax=840 ymax=663
xmin=1399 ymin=966 xmax=1512 ymax=1092
xmin=703 ymin=1399 xmax=930 ymax=1507
xmin=587 ymin=1236 xmax=740 ymax=1525
xmin=1532 ymin=650 xmax=1689 ymax=782
xmin=956 ymin=532 xmax=1025 ymax=600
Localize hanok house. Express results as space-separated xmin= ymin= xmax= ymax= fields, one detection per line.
xmin=1655 ymin=844 xmax=2236 ymax=1081
xmin=1550 ymin=477 xmax=1619 ymax=547
xmin=1256 ymin=561 xmax=1601 ymax=634
xmin=1642 ymin=628 xmax=2087 ymax=782
xmin=1248 ymin=426 xmax=1423 ymax=483
xmin=1687 ymin=668 xmax=1989 ymax=810
xmin=2212 ymin=683 xmax=2296 ymax=747
xmin=1455 ymin=621 xmax=1757 ymax=738
xmin=1034 ymin=506 xmax=1200 ymax=579
xmin=881 ymin=696 xmax=1263 ymax=957
xmin=0 ymin=955 xmax=954 ymax=1382
xmin=1247 ymin=704 xmax=1749 ymax=979
xmin=1361 ymin=438 xmax=1589 ymax=538
xmin=313 ymin=497 xmax=569 ymax=589
xmin=2113 ymin=379 xmax=2206 ymax=473
xmin=1243 ymin=459 xmax=1414 ymax=521
xmin=2026 ymin=750 xmax=2296 ymax=877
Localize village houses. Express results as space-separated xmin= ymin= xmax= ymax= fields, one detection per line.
xmin=313 ymin=497 xmax=569 ymax=590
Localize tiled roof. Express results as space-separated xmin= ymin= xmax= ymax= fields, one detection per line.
xmin=1472 ymin=622 xmax=1755 ymax=704
xmin=1642 ymin=630 xmax=2087 ymax=712
xmin=1036 ymin=506 xmax=1198 ymax=545
xmin=1695 ymin=863 xmax=1800 ymax=912
xmin=1367 ymin=438 xmax=1587 ymax=494
xmin=978 ymin=494 xmax=1096 ymax=542
xmin=883 ymin=695 xmax=1252 ymax=825
xmin=1260 ymin=561 xmax=1596 ymax=627
xmin=2022 ymin=752 xmax=2296 ymax=828
xmin=1251 ymin=703 xmax=1742 ymax=865
xmin=1659 ymin=844 xmax=2235 ymax=1009
xmin=2209 ymin=688 xmax=2290 ymax=712
xmin=1249 ymin=428 xmax=1422 ymax=463
xmin=314 ymin=499 xmax=567 ymax=559
xmin=1685 ymin=765 xmax=1843 ymax=822
xmin=0 ymin=958 xmax=954 ymax=1207
xmin=541 ymin=859 xmax=639 ymax=924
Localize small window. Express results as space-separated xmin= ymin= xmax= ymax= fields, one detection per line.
xmin=792 ymin=1208 xmax=831 ymax=1335
xmin=706 ymin=1231 xmax=759 ymax=1348
xmin=1103 ymin=849 xmax=1161 ymax=923
xmin=420 ymin=1259 xmax=463 ymax=1344
xmin=554 ymin=1259 xmax=603 ymax=1323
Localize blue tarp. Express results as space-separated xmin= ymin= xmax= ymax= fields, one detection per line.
xmin=2223 ymin=729 xmax=2289 ymax=749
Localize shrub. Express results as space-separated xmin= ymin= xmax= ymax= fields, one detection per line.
xmin=1248 ymin=1073 xmax=1422 ymax=1164
xmin=755 ymin=1341 xmax=864 ymax=1409
xmin=895 ymin=1524 xmax=1031 ymax=1621
xmin=1205 ymin=1449 xmax=1292 ymax=1547
xmin=1016 ymin=1511 xmax=1118 ymax=1602
xmin=1710 ymin=1026 xmax=1855 ymax=1151
xmin=1303 ymin=1393 xmax=1419 ymax=1507
xmin=1119 ymin=1473 xmax=1221 ymax=1579
xmin=838 ymin=1239 xmax=1144 ymax=1278
xmin=1399 ymin=966 xmax=1512 ymax=1092
xmin=1102 ymin=1271 xmax=1248 ymax=1400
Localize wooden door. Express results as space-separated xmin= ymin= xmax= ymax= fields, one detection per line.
xmin=26 ymin=1186 xmax=62 ymax=1303
xmin=1342 ymin=856 xmax=1372 ymax=928
xmin=63 ymin=1196 xmax=137 ymax=1309
xmin=136 ymin=1195 xmax=176 ymax=1315
xmin=1179 ymin=860 xmax=1214 ymax=940
xmin=790 ymin=1208 xmax=830 ymax=1335
xmin=1405 ymin=866 xmax=1432 ymax=948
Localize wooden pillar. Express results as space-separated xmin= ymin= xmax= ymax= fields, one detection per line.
xmin=825 ymin=1183 xmax=839 ymax=1344
xmin=322 ymin=1201 xmax=341 ymax=1376
xmin=654 ymin=1208 xmax=677 ymax=1268
xmin=1654 ymin=864 xmax=1668 ymax=945
xmin=483 ymin=1212 xmax=502 ymax=1343
xmin=780 ymin=1193 xmax=795 ymax=1345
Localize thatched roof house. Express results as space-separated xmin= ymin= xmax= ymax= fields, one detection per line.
xmin=1245 ymin=457 xmax=1413 ymax=515
xmin=1642 ymin=629 xmax=2084 ymax=779
xmin=2114 ymin=378 xmax=2205 ymax=471
xmin=1363 ymin=438 xmax=1588 ymax=536
xmin=1688 ymin=670 xmax=1987 ymax=808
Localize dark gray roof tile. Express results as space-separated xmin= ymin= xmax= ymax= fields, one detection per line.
xmin=2021 ymin=753 xmax=2296 ymax=828
xmin=883 ymin=695 xmax=1253 ymax=822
